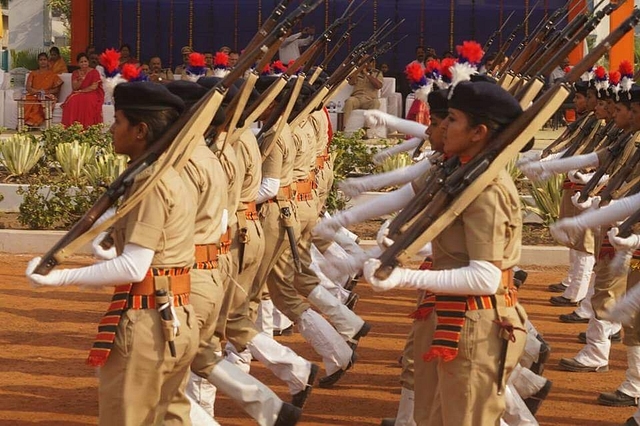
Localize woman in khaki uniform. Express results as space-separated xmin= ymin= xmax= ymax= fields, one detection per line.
xmin=365 ymin=81 xmax=527 ymax=426
xmin=26 ymin=82 xmax=199 ymax=426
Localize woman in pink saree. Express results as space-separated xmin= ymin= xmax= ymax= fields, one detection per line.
xmin=62 ymin=53 xmax=104 ymax=127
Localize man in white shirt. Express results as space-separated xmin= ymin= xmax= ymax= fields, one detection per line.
xmin=279 ymin=26 xmax=315 ymax=63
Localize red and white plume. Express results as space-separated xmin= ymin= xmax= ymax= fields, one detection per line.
xmin=213 ymin=52 xmax=229 ymax=78
xmin=448 ymin=40 xmax=484 ymax=98
xmin=99 ymin=48 xmax=125 ymax=104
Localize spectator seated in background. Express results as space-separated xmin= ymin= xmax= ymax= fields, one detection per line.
xmin=61 ymin=52 xmax=104 ymax=128
xmin=24 ymin=52 xmax=63 ymax=127
xmin=343 ymin=59 xmax=383 ymax=124
xmin=48 ymin=46 xmax=68 ymax=74
xmin=148 ymin=56 xmax=173 ymax=83
xmin=118 ymin=43 xmax=139 ymax=66
xmin=174 ymin=46 xmax=193 ymax=75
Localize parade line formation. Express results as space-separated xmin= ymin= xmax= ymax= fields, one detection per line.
xmin=12 ymin=0 xmax=640 ymax=425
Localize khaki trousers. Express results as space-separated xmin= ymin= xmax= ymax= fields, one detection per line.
xmin=98 ymin=306 xmax=199 ymax=426
xmin=343 ymin=96 xmax=380 ymax=124
xmin=188 ymin=268 xmax=226 ymax=376
xmin=225 ymin=217 xmax=266 ymax=349
xmin=414 ymin=305 xmax=527 ymax=426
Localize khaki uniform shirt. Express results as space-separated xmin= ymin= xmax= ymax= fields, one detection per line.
xmin=309 ymin=110 xmax=328 ymax=158
xmin=262 ymin=119 xmax=296 ymax=187
xmin=214 ymin=133 xmax=242 ymax=227
xmin=234 ymin=129 xmax=262 ymax=204
xmin=431 ymin=168 xmax=522 ymax=274
xmin=181 ymin=141 xmax=229 ymax=245
xmin=351 ymin=69 xmax=383 ymax=100
xmin=114 ymin=164 xmax=195 ymax=268
xmin=291 ymin=118 xmax=316 ymax=181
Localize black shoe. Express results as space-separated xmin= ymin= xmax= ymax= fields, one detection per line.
xmin=598 ymin=390 xmax=640 ymax=407
xmin=550 ymin=295 xmax=580 ymax=306
xmin=274 ymin=402 xmax=302 ymax=426
xmin=380 ymin=419 xmax=396 ymax=426
xmin=274 ymin=325 xmax=294 ymax=337
xmin=578 ymin=330 xmax=622 ymax=344
xmin=548 ymin=282 xmax=568 ymax=293
xmin=559 ymin=312 xmax=590 ymax=323
xmin=530 ymin=334 xmax=551 ymax=375
xmin=513 ymin=269 xmax=528 ymax=289
xmin=524 ymin=380 xmax=552 ymax=415
xmin=291 ymin=363 xmax=319 ymax=409
xmin=349 ymin=322 xmax=371 ymax=351
xmin=558 ymin=357 xmax=609 ymax=372
xmin=624 ymin=417 xmax=640 ymax=426
xmin=345 ymin=292 xmax=359 ymax=311
xmin=318 ymin=352 xmax=357 ymax=388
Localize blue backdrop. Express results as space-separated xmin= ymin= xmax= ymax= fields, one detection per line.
xmin=90 ymin=0 xmax=566 ymax=73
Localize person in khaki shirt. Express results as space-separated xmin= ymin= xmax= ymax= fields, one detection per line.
xmin=26 ymin=82 xmax=199 ymax=426
xmin=365 ymin=81 xmax=527 ymax=426
xmin=343 ymin=59 xmax=384 ymax=123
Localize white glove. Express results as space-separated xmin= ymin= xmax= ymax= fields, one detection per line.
xmin=516 ymin=150 xmax=542 ymax=166
xmin=549 ymin=219 xmax=574 ymax=246
xmin=363 ymin=110 xmax=428 ymax=138
xmin=338 ymin=159 xmax=432 ymax=197
xmin=312 ymin=183 xmax=416 ymax=238
xmin=91 ymin=207 xmax=117 ymax=229
xmin=313 ymin=214 xmax=346 ymax=240
xmin=372 ymin=137 xmax=422 ymax=165
xmin=363 ymin=258 xmax=502 ymax=294
xmin=376 ymin=219 xmax=395 ymax=249
xmin=25 ymin=244 xmax=154 ymax=288
xmin=551 ymin=191 xmax=640 ymax=231
xmin=517 ymin=160 xmax=548 ymax=182
xmin=607 ymin=227 xmax=640 ymax=251
xmin=602 ymin=284 xmax=640 ymax=325
xmin=571 ymin=192 xmax=600 ymax=211
xmin=417 ymin=242 xmax=433 ymax=258
xmin=92 ymin=231 xmax=117 ymax=260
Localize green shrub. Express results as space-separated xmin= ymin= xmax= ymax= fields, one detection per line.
xmin=55 ymin=140 xmax=97 ymax=180
xmin=40 ymin=123 xmax=112 ymax=161
xmin=0 ymin=134 xmax=44 ymax=178
xmin=523 ymin=174 xmax=564 ymax=226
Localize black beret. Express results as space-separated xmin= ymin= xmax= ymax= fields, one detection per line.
xmin=255 ymin=75 xmax=281 ymax=94
xmin=448 ymin=81 xmax=522 ymax=125
xmin=114 ymin=82 xmax=185 ymax=113
xmin=597 ymin=88 xmax=611 ymax=99
xmin=628 ymin=84 xmax=640 ymax=103
xmin=470 ymin=74 xmax=497 ymax=84
xmin=573 ymin=81 xmax=589 ymax=96
xmin=427 ymin=89 xmax=448 ymax=116
xmin=165 ymin=80 xmax=208 ymax=109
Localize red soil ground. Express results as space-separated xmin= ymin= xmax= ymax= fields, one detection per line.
xmin=0 ymin=255 xmax=631 ymax=425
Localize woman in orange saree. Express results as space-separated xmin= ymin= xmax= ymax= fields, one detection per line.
xmin=24 ymin=52 xmax=63 ymax=127
xmin=62 ymin=53 xmax=104 ymax=127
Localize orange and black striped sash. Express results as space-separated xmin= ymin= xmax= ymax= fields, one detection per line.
xmin=86 ymin=267 xmax=190 ymax=367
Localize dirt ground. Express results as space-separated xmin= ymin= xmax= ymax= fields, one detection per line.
xmin=0 ymin=254 xmax=633 ymax=425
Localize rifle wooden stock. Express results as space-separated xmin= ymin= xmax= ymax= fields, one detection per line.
xmin=618 ymin=208 xmax=640 ymax=238
xmin=599 ymin=143 xmax=640 ymax=204
xmin=32 ymin=0 xmax=320 ymax=275
xmin=560 ymin=116 xmax=602 ymax=158
xmin=577 ymin=132 xmax=633 ymax=203
xmin=517 ymin=77 xmax=544 ymax=108
xmin=541 ymin=113 xmax=591 ymax=158
xmin=374 ymin=84 xmax=570 ymax=279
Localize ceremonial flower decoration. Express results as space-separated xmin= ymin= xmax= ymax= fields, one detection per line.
xmin=271 ymin=60 xmax=287 ymax=75
xmin=619 ymin=60 xmax=634 ymax=98
xmin=261 ymin=63 xmax=272 ymax=76
xmin=564 ymin=65 xmax=572 ymax=74
xmin=425 ymin=59 xmax=441 ymax=80
xmin=438 ymin=57 xmax=457 ymax=89
xmin=121 ymin=63 xmax=147 ymax=82
xmin=99 ymin=48 xmax=126 ymax=104
xmin=593 ymin=66 xmax=609 ymax=98
xmin=100 ymin=48 xmax=121 ymax=78
xmin=609 ymin=70 xmax=622 ymax=100
xmin=448 ymin=40 xmax=484 ymax=99
xmin=405 ymin=62 xmax=433 ymax=103
xmin=185 ymin=52 xmax=207 ymax=81
xmin=212 ymin=52 xmax=229 ymax=78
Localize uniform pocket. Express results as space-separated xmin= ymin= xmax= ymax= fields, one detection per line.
xmin=460 ymin=310 xmax=481 ymax=360
xmin=114 ymin=309 xmax=137 ymax=357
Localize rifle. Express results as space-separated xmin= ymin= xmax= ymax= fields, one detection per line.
xmin=576 ymin=131 xmax=635 ymax=203
xmin=498 ymin=3 xmax=570 ymax=77
xmin=483 ymin=10 xmax=516 ymax=53
xmin=559 ymin=115 xmax=603 ymax=158
xmin=243 ymin=0 xmax=291 ymax=54
xmin=541 ymin=113 xmax=592 ymax=157
xmin=302 ymin=0 xmax=366 ymax=75
xmin=373 ymin=9 xmax=640 ymax=279
xmin=309 ymin=17 xmax=363 ymax=84
xmin=32 ymin=0 xmax=324 ymax=275
xmin=597 ymin=139 xmax=640 ymax=204
xmin=491 ymin=1 xmax=540 ymax=74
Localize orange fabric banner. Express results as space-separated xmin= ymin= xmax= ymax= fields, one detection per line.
xmin=568 ymin=0 xmax=585 ymax=65
xmin=609 ymin=0 xmax=635 ymax=71
xmin=70 ymin=0 xmax=90 ymax=65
